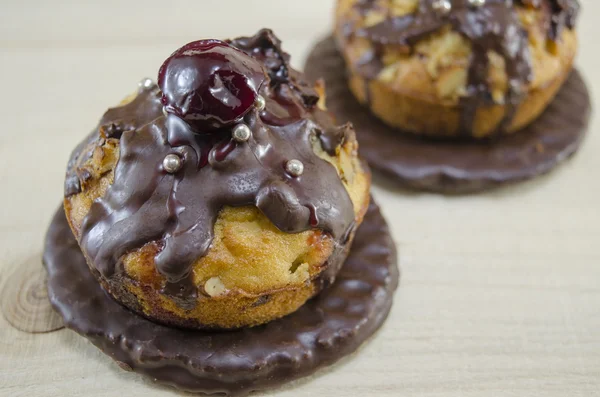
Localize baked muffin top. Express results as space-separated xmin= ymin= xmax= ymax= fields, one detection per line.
xmin=64 ymin=29 xmax=365 ymax=307
xmin=335 ymin=0 xmax=580 ymax=133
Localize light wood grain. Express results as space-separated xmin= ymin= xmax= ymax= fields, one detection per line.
xmin=1 ymin=255 xmax=64 ymax=334
xmin=1 ymin=1 xmax=599 ymax=396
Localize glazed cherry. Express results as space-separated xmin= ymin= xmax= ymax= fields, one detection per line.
xmin=158 ymin=39 xmax=266 ymax=132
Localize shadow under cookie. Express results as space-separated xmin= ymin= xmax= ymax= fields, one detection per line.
xmin=44 ymin=198 xmax=399 ymax=396
xmin=304 ymin=37 xmax=591 ymax=194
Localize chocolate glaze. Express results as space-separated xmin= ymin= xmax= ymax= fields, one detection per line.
xmin=317 ymin=122 xmax=353 ymax=156
xmin=65 ymin=30 xmax=357 ymax=304
xmin=342 ymin=0 xmax=580 ymax=135
xmin=64 ymin=137 xmax=90 ymax=197
xmin=45 ymin=199 xmax=399 ymax=396
xmin=521 ymin=0 xmax=580 ymax=40
xmin=305 ymin=37 xmax=590 ymax=193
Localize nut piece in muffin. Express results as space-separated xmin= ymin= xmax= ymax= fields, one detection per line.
xmin=335 ymin=0 xmax=580 ymax=138
xmin=63 ymin=29 xmax=371 ymax=330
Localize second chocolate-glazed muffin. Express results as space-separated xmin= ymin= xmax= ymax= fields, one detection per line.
xmin=63 ymin=29 xmax=370 ymax=330
xmin=335 ymin=0 xmax=580 ymax=138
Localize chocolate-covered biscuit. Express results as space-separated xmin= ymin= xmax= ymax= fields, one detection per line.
xmin=45 ymin=199 xmax=399 ymax=396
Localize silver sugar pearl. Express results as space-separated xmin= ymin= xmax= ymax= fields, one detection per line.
xmin=285 ymin=159 xmax=304 ymax=177
xmin=232 ymin=124 xmax=252 ymax=142
xmin=509 ymin=80 xmax=523 ymax=96
xmin=139 ymin=77 xmax=155 ymax=89
xmin=432 ymin=0 xmax=452 ymax=14
xmin=254 ymin=95 xmax=266 ymax=112
xmin=468 ymin=0 xmax=485 ymax=7
xmin=163 ymin=153 xmax=183 ymax=174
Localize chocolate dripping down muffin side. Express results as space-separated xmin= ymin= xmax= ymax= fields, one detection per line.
xmin=335 ymin=0 xmax=580 ymax=138
xmin=63 ymin=29 xmax=371 ymax=330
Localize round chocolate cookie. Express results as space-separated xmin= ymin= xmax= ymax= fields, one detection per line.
xmin=304 ymin=37 xmax=591 ymax=193
xmin=45 ymin=198 xmax=399 ymax=396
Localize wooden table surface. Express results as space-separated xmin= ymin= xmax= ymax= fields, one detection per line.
xmin=1 ymin=1 xmax=599 ymax=396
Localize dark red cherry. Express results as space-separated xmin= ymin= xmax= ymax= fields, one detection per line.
xmin=158 ymin=39 xmax=266 ymax=132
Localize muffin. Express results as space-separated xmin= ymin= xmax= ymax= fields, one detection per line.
xmin=63 ymin=29 xmax=371 ymax=330
xmin=335 ymin=0 xmax=580 ymax=138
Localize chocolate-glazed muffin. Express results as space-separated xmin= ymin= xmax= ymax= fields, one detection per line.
xmin=63 ymin=29 xmax=371 ymax=330
xmin=335 ymin=0 xmax=580 ymax=138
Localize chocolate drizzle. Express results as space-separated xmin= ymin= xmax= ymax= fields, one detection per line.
xmin=521 ymin=0 xmax=580 ymax=39
xmin=345 ymin=0 xmax=580 ymax=135
xmin=317 ymin=122 xmax=354 ymax=156
xmin=67 ymin=29 xmax=356 ymax=303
